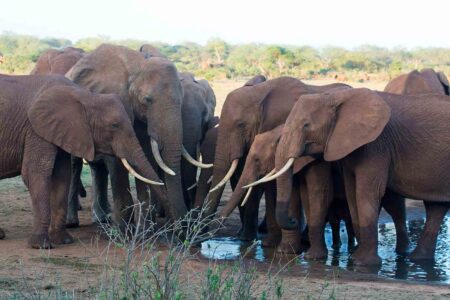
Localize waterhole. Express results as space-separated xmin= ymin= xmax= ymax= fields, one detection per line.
xmin=200 ymin=217 xmax=450 ymax=283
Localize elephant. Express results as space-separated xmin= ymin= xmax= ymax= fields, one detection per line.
xmin=385 ymin=69 xmax=449 ymax=95
xmin=31 ymin=47 xmax=88 ymax=205
xmin=274 ymin=87 xmax=450 ymax=265
xmin=178 ymin=72 xmax=217 ymax=208
xmin=193 ymin=117 xmax=219 ymax=209
xmin=0 ymin=74 xmax=163 ymax=248
xmin=65 ymin=44 xmax=191 ymax=229
xmin=205 ymin=75 xmax=350 ymax=240
xmin=31 ymin=47 xmax=85 ymax=75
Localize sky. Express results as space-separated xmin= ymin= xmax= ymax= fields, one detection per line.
xmin=1 ymin=0 xmax=449 ymax=49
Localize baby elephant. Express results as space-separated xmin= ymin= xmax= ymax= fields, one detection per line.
xmin=218 ymin=125 xmax=355 ymax=253
xmin=0 ymin=74 xmax=163 ymax=249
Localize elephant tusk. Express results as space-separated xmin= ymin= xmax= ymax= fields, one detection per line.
xmin=240 ymin=187 xmax=253 ymax=207
xmin=242 ymin=168 xmax=276 ymax=189
xmin=121 ymin=158 xmax=164 ymax=186
xmin=209 ymin=159 xmax=239 ymax=193
xmin=82 ymin=159 xmax=88 ymax=165
xmin=243 ymin=159 xmax=294 ymax=188
xmin=207 ymin=176 xmax=213 ymax=184
xmin=182 ymin=146 xmax=213 ymax=169
xmin=151 ymin=139 xmax=176 ymax=176
xmin=187 ymin=182 xmax=197 ymax=191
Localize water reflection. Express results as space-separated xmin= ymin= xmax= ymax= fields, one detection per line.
xmin=200 ymin=217 xmax=450 ymax=283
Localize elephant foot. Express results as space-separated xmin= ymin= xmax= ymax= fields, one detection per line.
xmin=276 ymin=229 xmax=303 ymax=254
xmin=352 ymin=248 xmax=382 ymax=266
xmin=49 ymin=230 xmax=74 ymax=245
xmin=304 ymin=246 xmax=328 ymax=260
xmin=93 ymin=213 xmax=112 ymax=225
xmin=28 ymin=233 xmax=53 ymax=249
xmin=262 ymin=232 xmax=281 ymax=248
xmin=0 ymin=228 xmax=5 ymax=239
xmin=409 ymin=247 xmax=435 ymax=261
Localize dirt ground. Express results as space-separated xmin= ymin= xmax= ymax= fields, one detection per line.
xmin=1 ymin=79 xmax=450 ymax=299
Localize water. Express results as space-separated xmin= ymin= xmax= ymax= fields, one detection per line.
xmin=200 ymin=217 xmax=450 ymax=283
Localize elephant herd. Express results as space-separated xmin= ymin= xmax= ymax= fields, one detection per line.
xmin=0 ymin=44 xmax=449 ymax=268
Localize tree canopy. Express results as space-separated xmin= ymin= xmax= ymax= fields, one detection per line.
xmin=1 ymin=32 xmax=449 ymax=82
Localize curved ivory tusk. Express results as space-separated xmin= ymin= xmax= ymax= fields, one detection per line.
xmin=187 ymin=182 xmax=197 ymax=191
xmin=209 ymin=159 xmax=239 ymax=193
xmin=243 ymin=159 xmax=294 ymax=188
xmin=207 ymin=176 xmax=213 ymax=184
xmin=242 ymin=168 xmax=276 ymax=189
xmin=151 ymin=139 xmax=176 ymax=176
xmin=82 ymin=159 xmax=88 ymax=165
xmin=182 ymin=146 xmax=213 ymax=169
xmin=240 ymin=187 xmax=253 ymax=207
xmin=121 ymin=158 xmax=164 ymax=186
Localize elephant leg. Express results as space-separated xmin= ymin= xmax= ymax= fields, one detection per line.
xmin=351 ymin=169 xmax=385 ymax=266
xmin=341 ymin=167 xmax=360 ymax=243
xmin=258 ymin=216 xmax=268 ymax=234
xmin=21 ymin=141 xmax=56 ymax=249
xmin=49 ymin=151 xmax=74 ymax=245
xmin=90 ymin=161 xmax=111 ymax=223
xmin=239 ymin=188 xmax=263 ymax=241
xmin=327 ymin=205 xmax=341 ymax=250
xmin=410 ymin=201 xmax=449 ymax=260
xmin=262 ymin=181 xmax=281 ymax=248
xmin=344 ymin=217 xmax=356 ymax=249
xmin=304 ymin=162 xmax=332 ymax=260
xmin=135 ymin=178 xmax=153 ymax=223
xmin=278 ymin=179 xmax=303 ymax=254
xmin=67 ymin=156 xmax=83 ymax=228
xmin=78 ymin=176 xmax=87 ymax=199
xmin=232 ymin=174 xmax=260 ymax=241
xmin=381 ymin=192 xmax=409 ymax=255
xmin=107 ymin=158 xmax=135 ymax=232
xmin=0 ymin=228 xmax=4 ymax=240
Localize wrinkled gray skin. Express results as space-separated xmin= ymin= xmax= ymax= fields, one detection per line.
xmin=385 ymin=68 xmax=449 ymax=95
xmin=0 ymin=74 xmax=161 ymax=248
xmin=207 ymin=76 xmax=350 ymax=240
xmin=31 ymin=47 xmax=88 ymax=212
xmin=275 ymin=88 xmax=450 ymax=265
xmin=138 ymin=45 xmax=217 ymax=210
xmin=66 ymin=44 xmax=185 ymax=229
xmin=179 ymin=72 xmax=217 ymax=208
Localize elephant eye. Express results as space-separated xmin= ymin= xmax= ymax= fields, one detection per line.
xmin=111 ymin=122 xmax=120 ymax=129
xmin=303 ymin=122 xmax=310 ymax=129
xmin=144 ymin=96 xmax=153 ymax=104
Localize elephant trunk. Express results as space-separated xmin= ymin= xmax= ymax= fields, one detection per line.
xmin=181 ymin=141 xmax=199 ymax=209
xmin=218 ymin=171 xmax=253 ymax=218
xmin=154 ymin=108 xmax=187 ymax=221
xmin=205 ymin=145 xmax=231 ymax=216
xmin=275 ymin=137 xmax=298 ymax=230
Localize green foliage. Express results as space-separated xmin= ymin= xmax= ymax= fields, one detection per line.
xmin=1 ymin=32 xmax=450 ymax=81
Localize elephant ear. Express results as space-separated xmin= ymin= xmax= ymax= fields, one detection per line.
xmin=437 ymin=72 xmax=450 ymax=95
xmin=324 ymin=89 xmax=391 ymax=161
xmin=293 ymin=156 xmax=316 ymax=174
xmin=244 ymin=75 xmax=266 ymax=86
xmin=28 ymin=85 xmax=95 ymax=161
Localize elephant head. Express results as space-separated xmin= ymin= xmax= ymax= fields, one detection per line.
xmin=66 ymin=44 xmax=186 ymax=220
xmin=28 ymin=80 xmax=163 ymax=189
xmin=274 ymin=88 xmax=391 ymax=229
xmin=31 ymin=47 xmax=85 ymax=75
